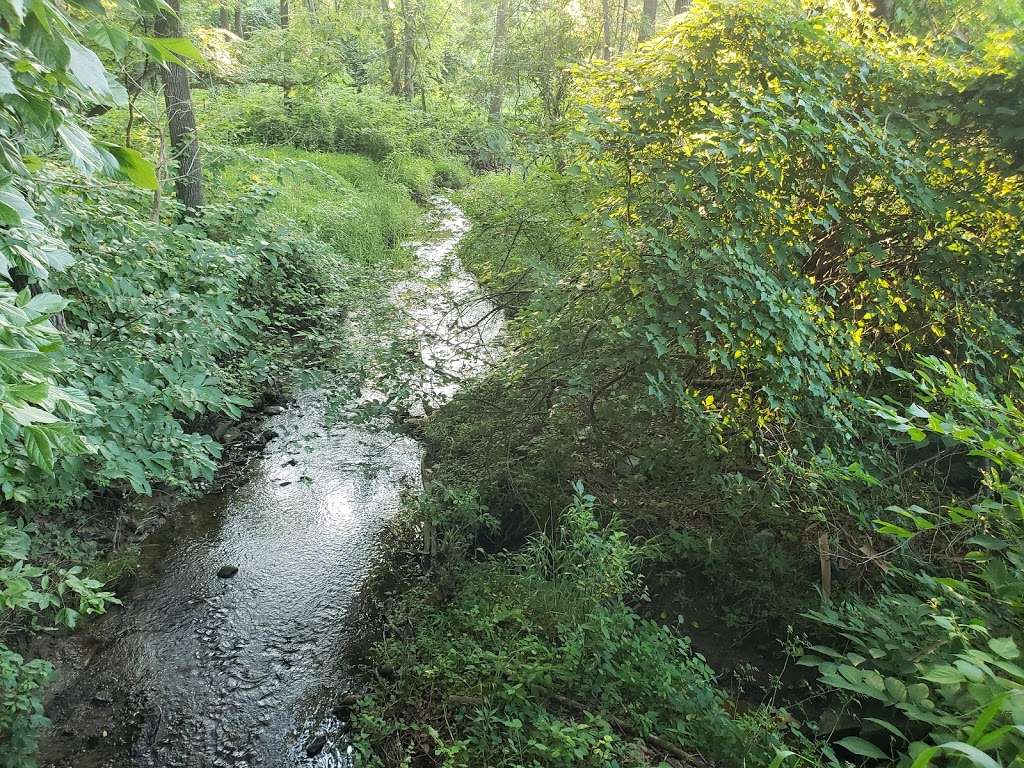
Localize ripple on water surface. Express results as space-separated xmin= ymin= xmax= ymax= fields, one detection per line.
xmin=117 ymin=394 xmax=421 ymax=767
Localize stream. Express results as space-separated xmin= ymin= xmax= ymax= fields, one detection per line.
xmin=40 ymin=198 xmax=501 ymax=768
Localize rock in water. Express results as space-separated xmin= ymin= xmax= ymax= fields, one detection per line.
xmin=305 ymin=734 xmax=328 ymax=757
xmin=217 ymin=565 xmax=239 ymax=579
xmin=263 ymin=405 xmax=285 ymax=415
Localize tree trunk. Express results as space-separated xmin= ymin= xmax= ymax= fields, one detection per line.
xmin=673 ymin=0 xmax=689 ymax=14
xmin=639 ymin=0 xmax=657 ymax=41
xmin=233 ymin=0 xmax=243 ymax=36
xmin=400 ymin=0 xmax=415 ymax=101
xmin=871 ymin=0 xmax=894 ymax=19
xmin=601 ymin=0 xmax=611 ymax=58
xmin=279 ymin=0 xmax=289 ymax=27
xmin=380 ymin=0 xmax=402 ymax=95
xmin=154 ymin=0 xmax=204 ymax=214
xmin=616 ymin=0 xmax=628 ymax=55
xmin=219 ymin=2 xmax=229 ymax=29
xmin=487 ymin=0 xmax=509 ymax=120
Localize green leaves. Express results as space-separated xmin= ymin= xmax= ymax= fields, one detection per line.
xmin=988 ymin=638 xmax=1020 ymax=660
xmin=0 ymin=64 xmax=17 ymax=97
xmin=141 ymin=36 xmax=204 ymax=66
xmin=22 ymin=426 xmax=53 ymax=473
xmin=837 ymin=737 xmax=889 ymax=759
xmin=0 ymin=0 xmax=25 ymax=24
xmin=99 ymin=144 xmax=158 ymax=190
xmin=66 ymin=40 xmax=114 ymax=102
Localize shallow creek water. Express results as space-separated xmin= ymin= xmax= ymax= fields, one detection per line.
xmin=41 ymin=198 xmax=501 ymax=767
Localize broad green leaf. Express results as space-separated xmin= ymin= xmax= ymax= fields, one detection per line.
xmin=100 ymin=144 xmax=158 ymax=190
xmin=0 ymin=186 xmax=34 ymax=226
xmin=0 ymin=527 xmax=30 ymax=559
xmin=937 ymin=742 xmax=999 ymax=768
xmin=837 ymin=737 xmax=889 ymax=759
xmin=988 ymin=637 xmax=1019 ymax=660
xmin=909 ymin=746 xmax=939 ymax=768
xmin=883 ymin=677 xmax=907 ymax=702
xmin=25 ymin=292 xmax=69 ymax=316
xmin=24 ymin=425 xmax=54 ymax=472
xmin=921 ymin=665 xmax=965 ymax=685
xmin=0 ymin=63 xmax=16 ymax=96
xmin=58 ymin=122 xmax=118 ymax=177
xmin=141 ymin=36 xmax=204 ymax=66
xmin=67 ymin=39 xmax=113 ymax=100
xmin=21 ymin=14 xmax=70 ymax=70
xmin=9 ymin=404 xmax=58 ymax=425
xmin=85 ymin=22 xmax=131 ymax=57
xmin=8 ymin=383 xmax=48 ymax=403
xmin=0 ymin=0 xmax=24 ymax=23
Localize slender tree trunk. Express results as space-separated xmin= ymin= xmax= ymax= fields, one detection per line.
xmin=154 ymin=0 xmax=204 ymax=214
xmin=639 ymin=0 xmax=657 ymax=40
xmin=616 ymin=0 xmax=627 ymax=55
xmin=673 ymin=0 xmax=689 ymax=13
xmin=219 ymin=2 xmax=229 ymax=28
xmin=233 ymin=0 xmax=243 ymax=36
xmin=601 ymin=0 xmax=611 ymax=58
xmin=304 ymin=0 xmax=316 ymax=15
xmin=400 ymin=0 xmax=415 ymax=101
xmin=487 ymin=0 xmax=509 ymax=120
xmin=380 ymin=0 xmax=402 ymax=95
xmin=279 ymin=0 xmax=289 ymax=27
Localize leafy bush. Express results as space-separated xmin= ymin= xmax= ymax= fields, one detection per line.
xmin=354 ymin=486 xmax=779 ymax=767
xmin=402 ymin=2 xmax=1024 ymax=765
xmin=0 ymin=646 xmax=52 ymax=768
xmin=793 ymin=357 xmax=1024 ymax=766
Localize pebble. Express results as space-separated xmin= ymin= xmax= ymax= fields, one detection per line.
xmin=305 ymin=734 xmax=328 ymax=757
xmin=217 ymin=565 xmax=239 ymax=579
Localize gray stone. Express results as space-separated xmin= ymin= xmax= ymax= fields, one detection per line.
xmin=305 ymin=734 xmax=328 ymax=757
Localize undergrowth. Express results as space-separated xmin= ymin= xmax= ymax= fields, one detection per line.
xmin=353 ymin=486 xmax=782 ymax=768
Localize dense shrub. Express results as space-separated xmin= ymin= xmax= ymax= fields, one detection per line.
xmin=387 ymin=1 xmax=1024 ymax=765
xmin=354 ymin=487 xmax=780 ymax=767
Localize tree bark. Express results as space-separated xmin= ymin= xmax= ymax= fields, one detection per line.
xmin=616 ymin=0 xmax=627 ymax=54
xmin=871 ymin=0 xmax=894 ymax=19
xmin=639 ymin=0 xmax=657 ymax=41
xmin=280 ymin=0 xmax=289 ymax=27
xmin=487 ymin=0 xmax=509 ymax=120
xmin=400 ymin=0 xmax=415 ymax=101
xmin=379 ymin=0 xmax=402 ymax=95
xmin=673 ymin=0 xmax=689 ymax=14
xmin=233 ymin=0 xmax=243 ymax=36
xmin=219 ymin=2 xmax=229 ymax=29
xmin=154 ymin=0 xmax=204 ymax=214
xmin=601 ymin=0 xmax=611 ymax=58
